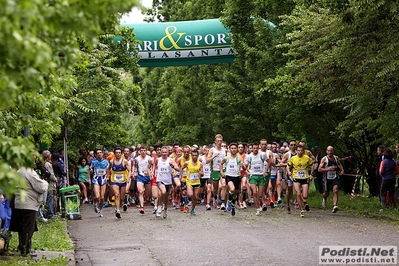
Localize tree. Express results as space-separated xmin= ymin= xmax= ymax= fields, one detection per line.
xmin=0 ymin=0 xmax=140 ymax=197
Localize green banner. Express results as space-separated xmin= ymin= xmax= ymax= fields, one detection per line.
xmin=122 ymin=19 xmax=235 ymax=67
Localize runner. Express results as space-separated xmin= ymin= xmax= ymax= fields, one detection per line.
xmin=220 ymin=143 xmax=245 ymax=216
xmin=287 ymin=145 xmax=314 ymax=217
xmin=133 ymin=146 xmax=153 ymax=214
xmin=73 ymin=157 xmax=90 ymax=204
xmin=268 ymin=142 xmax=282 ymax=208
xmin=178 ymin=146 xmax=192 ymax=212
xmin=108 ymin=147 xmax=130 ymax=219
xmin=181 ymin=149 xmax=203 ymax=215
xmin=259 ymin=139 xmax=272 ymax=210
xmin=206 ymin=134 xmax=227 ymax=210
xmin=318 ymin=146 xmax=344 ymax=213
xmin=237 ymin=143 xmax=248 ymax=209
xmin=123 ymin=147 xmax=134 ymax=209
xmin=280 ymin=140 xmax=297 ymax=214
xmin=245 ymin=142 xmax=267 ymax=215
xmin=199 ymin=145 xmax=212 ymax=210
xmin=152 ymin=146 xmax=180 ymax=218
xmin=90 ymin=149 xmax=109 ymax=217
xmin=171 ymin=147 xmax=183 ymax=208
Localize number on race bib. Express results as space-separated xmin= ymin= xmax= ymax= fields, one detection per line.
xmin=296 ymin=170 xmax=306 ymax=179
xmin=327 ymin=171 xmax=336 ymax=180
xmin=114 ymin=174 xmax=124 ymax=183
xmin=190 ymin=173 xmax=199 ymax=182
xmin=97 ymin=169 xmax=106 ymax=176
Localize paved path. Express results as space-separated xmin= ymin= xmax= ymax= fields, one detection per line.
xmin=68 ymin=203 xmax=399 ymax=266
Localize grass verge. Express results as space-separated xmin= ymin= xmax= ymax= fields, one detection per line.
xmin=306 ymin=180 xmax=399 ymax=220
xmin=1 ymin=216 xmax=73 ymax=265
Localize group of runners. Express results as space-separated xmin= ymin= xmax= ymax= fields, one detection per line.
xmin=76 ymin=134 xmax=345 ymax=219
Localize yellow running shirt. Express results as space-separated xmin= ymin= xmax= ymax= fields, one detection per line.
xmin=186 ymin=160 xmax=201 ymax=186
xmin=287 ymin=155 xmax=313 ymax=179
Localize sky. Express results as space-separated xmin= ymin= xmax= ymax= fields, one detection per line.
xmin=120 ymin=0 xmax=153 ymax=24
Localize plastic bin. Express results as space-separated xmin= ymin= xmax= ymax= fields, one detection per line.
xmin=59 ymin=185 xmax=81 ymax=220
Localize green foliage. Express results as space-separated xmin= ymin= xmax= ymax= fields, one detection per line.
xmin=0 ymin=0 xmax=140 ymax=195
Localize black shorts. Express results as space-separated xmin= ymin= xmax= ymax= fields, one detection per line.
xmin=156 ymin=182 xmax=172 ymax=193
xmin=200 ymin=178 xmax=212 ymax=188
xmin=293 ymin=178 xmax=309 ymax=185
xmin=323 ymin=177 xmax=339 ymax=192
xmin=225 ymin=176 xmax=240 ymax=190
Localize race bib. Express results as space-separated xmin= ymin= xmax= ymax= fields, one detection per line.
xmin=296 ymin=170 xmax=306 ymax=179
xmin=327 ymin=171 xmax=336 ymax=180
xmin=253 ymin=165 xmax=261 ymax=171
xmin=96 ymin=169 xmax=106 ymax=176
xmin=182 ymin=168 xmax=187 ymax=177
xmin=189 ymin=173 xmax=199 ymax=182
xmin=159 ymin=167 xmax=168 ymax=174
xmin=114 ymin=174 xmax=124 ymax=183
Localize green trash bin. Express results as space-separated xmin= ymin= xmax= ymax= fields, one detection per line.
xmin=59 ymin=185 xmax=81 ymax=220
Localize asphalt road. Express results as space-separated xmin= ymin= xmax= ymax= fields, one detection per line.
xmin=68 ymin=202 xmax=399 ymax=266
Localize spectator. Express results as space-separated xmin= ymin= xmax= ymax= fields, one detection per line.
xmin=10 ymin=166 xmax=48 ymax=256
xmin=379 ymin=148 xmax=399 ymax=211
xmin=42 ymin=150 xmax=57 ymax=219
xmin=0 ymin=188 xmax=12 ymax=253
xmin=34 ymin=157 xmax=51 ymax=223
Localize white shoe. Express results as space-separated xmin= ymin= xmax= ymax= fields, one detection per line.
xmin=256 ymin=209 xmax=261 ymax=216
xmin=156 ymin=205 xmax=162 ymax=217
xmin=220 ymin=203 xmax=226 ymax=211
xmin=40 ymin=217 xmax=48 ymax=223
xmin=98 ymin=211 xmax=103 ymax=217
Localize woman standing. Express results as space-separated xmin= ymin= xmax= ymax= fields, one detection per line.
xmin=379 ymin=148 xmax=399 ymax=211
xmin=10 ymin=166 xmax=48 ymax=256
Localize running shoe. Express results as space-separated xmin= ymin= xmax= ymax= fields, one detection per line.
xmin=231 ymin=207 xmax=236 ymax=216
xmin=305 ymin=204 xmax=310 ymax=212
xmin=242 ymin=201 xmax=247 ymax=209
xmin=139 ymin=207 xmax=145 ymax=214
xmin=150 ymin=199 xmax=155 ymax=206
xmin=300 ymin=210 xmax=305 ymax=217
xmin=163 ymin=208 xmax=168 ymax=219
xmin=115 ymin=210 xmax=121 ymax=219
xmin=277 ymin=197 xmax=282 ymax=204
xmin=152 ymin=206 xmax=157 ymax=214
xmin=98 ymin=211 xmax=103 ymax=218
xmin=262 ymin=203 xmax=267 ymax=212
xmin=206 ymin=204 xmax=211 ymax=210
xmin=184 ymin=206 xmax=189 ymax=213
xmin=212 ymin=199 xmax=218 ymax=209
xmin=322 ymin=198 xmax=327 ymax=208
xmin=123 ymin=204 xmax=128 ymax=212
xmin=190 ymin=209 xmax=196 ymax=216
xmin=256 ymin=209 xmax=261 ymax=216
xmin=83 ymin=198 xmax=89 ymax=204
xmin=270 ymin=202 xmax=275 ymax=209
xmin=294 ymin=201 xmax=299 ymax=209
xmin=248 ymin=198 xmax=254 ymax=206
xmin=180 ymin=205 xmax=184 ymax=211
xmin=156 ymin=205 xmax=162 ymax=217
xmin=286 ymin=206 xmax=291 ymax=214
xmin=220 ymin=203 xmax=226 ymax=211
xmin=94 ymin=205 xmax=99 ymax=213
xmin=332 ymin=206 xmax=338 ymax=213
xmin=227 ymin=201 xmax=232 ymax=212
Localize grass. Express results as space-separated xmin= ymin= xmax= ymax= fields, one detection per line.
xmin=305 ymin=179 xmax=399 ymax=220
xmin=1 ymin=216 xmax=73 ymax=266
